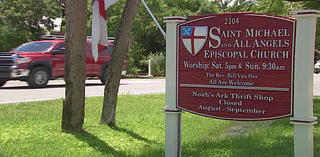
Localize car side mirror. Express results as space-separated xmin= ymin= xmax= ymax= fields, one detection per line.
xmin=52 ymin=49 xmax=65 ymax=54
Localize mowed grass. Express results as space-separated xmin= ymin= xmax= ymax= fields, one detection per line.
xmin=0 ymin=94 xmax=319 ymax=157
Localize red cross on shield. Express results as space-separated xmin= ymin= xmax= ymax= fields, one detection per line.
xmin=181 ymin=26 xmax=208 ymax=56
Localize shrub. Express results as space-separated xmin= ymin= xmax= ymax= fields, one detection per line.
xmin=149 ymin=52 xmax=165 ymax=77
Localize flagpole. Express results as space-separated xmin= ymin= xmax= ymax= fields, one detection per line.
xmin=141 ymin=0 xmax=166 ymax=38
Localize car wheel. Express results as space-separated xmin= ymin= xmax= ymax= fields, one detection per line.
xmin=27 ymin=67 xmax=49 ymax=88
xmin=100 ymin=66 xmax=108 ymax=85
xmin=0 ymin=79 xmax=7 ymax=87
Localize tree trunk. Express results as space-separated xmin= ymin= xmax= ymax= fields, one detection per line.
xmin=61 ymin=0 xmax=87 ymax=132
xmin=100 ymin=0 xmax=141 ymax=126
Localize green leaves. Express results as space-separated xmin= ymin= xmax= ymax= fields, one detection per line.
xmin=0 ymin=0 xmax=61 ymax=51
xmin=1 ymin=0 xmax=60 ymax=28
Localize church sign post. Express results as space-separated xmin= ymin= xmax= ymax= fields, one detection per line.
xmin=164 ymin=10 xmax=318 ymax=157
xmin=163 ymin=16 xmax=186 ymax=157
xmin=290 ymin=10 xmax=319 ymax=157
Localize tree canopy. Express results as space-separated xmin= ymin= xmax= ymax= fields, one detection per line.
xmin=1 ymin=0 xmax=318 ymax=64
xmin=107 ymin=0 xmax=307 ymax=74
xmin=0 ymin=0 xmax=62 ymax=51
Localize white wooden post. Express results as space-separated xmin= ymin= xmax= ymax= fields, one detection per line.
xmin=290 ymin=10 xmax=320 ymax=157
xmin=163 ymin=16 xmax=186 ymax=157
xmin=147 ymin=59 xmax=153 ymax=77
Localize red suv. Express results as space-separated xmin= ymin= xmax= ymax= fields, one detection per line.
xmin=0 ymin=37 xmax=126 ymax=88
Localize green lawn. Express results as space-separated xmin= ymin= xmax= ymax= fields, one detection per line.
xmin=0 ymin=95 xmax=319 ymax=157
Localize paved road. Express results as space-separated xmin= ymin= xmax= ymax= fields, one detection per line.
xmin=1 ymin=74 xmax=320 ymax=104
xmin=0 ymin=78 xmax=165 ymax=104
xmin=313 ymin=74 xmax=320 ymax=96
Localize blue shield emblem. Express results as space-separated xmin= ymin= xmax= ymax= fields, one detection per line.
xmin=181 ymin=26 xmax=208 ymax=56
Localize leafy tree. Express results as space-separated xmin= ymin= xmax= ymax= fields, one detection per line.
xmin=128 ymin=0 xmax=310 ymax=74
xmin=87 ymin=0 xmax=241 ymax=75
xmin=125 ymin=0 xmax=228 ymax=74
xmin=100 ymin=0 xmax=141 ymax=126
xmin=61 ymin=0 xmax=87 ymax=132
xmin=0 ymin=26 xmax=31 ymax=51
xmin=248 ymin=0 xmax=304 ymax=17
xmin=305 ymin=0 xmax=320 ymax=9
xmin=304 ymin=0 xmax=320 ymax=62
xmin=130 ymin=0 xmax=167 ymax=72
xmin=225 ymin=0 xmax=257 ymax=13
xmin=0 ymin=0 xmax=61 ymax=51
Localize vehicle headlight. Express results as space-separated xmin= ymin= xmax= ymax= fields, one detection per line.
xmin=15 ymin=57 xmax=31 ymax=65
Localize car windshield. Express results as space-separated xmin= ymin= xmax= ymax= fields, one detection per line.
xmin=13 ymin=42 xmax=55 ymax=52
